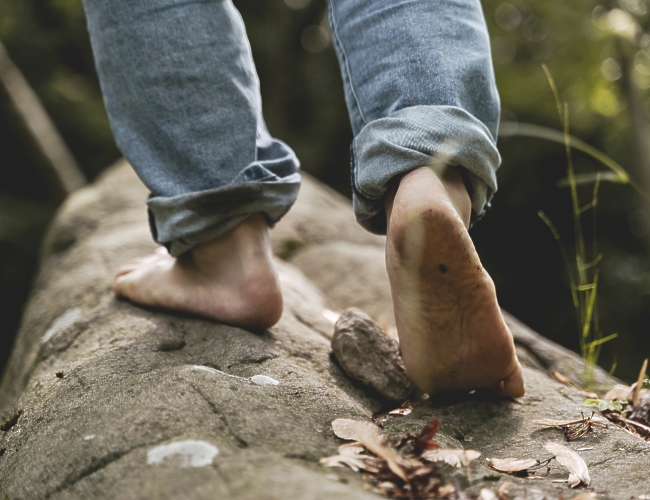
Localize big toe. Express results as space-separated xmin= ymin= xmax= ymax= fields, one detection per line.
xmin=490 ymin=362 xmax=526 ymax=398
xmin=113 ymin=274 xmax=133 ymax=297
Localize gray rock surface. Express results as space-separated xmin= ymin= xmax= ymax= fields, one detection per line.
xmin=0 ymin=160 xmax=648 ymax=499
xmin=332 ymin=309 xmax=413 ymax=401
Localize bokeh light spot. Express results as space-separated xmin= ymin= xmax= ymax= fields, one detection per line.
xmin=495 ymin=3 xmax=522 ymax=30
xmin=301 ymin=25 xmax=330 ymax=54
xmin=592 ymin=6 xmax=613 ymax=30
xmin=521 ymin=16 xmax=547 ymax=42
xmin=284 ymin=0 xmax=310 ymax=10
xmin=601 ymin=58 xmax=622 ymax=81
xmin=590 ymin=86 xmax=620 ymax=116
xmin=491 ymin=37 xmax=516 ymax=65
xmin=634 ymin=50 xmax=650 ymax=76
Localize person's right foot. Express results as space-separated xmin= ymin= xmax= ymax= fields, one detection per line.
xmin=385 ymin=166 xmax=525 ymax=397
xmin=113 ymin=213 xmax=283 ymax=330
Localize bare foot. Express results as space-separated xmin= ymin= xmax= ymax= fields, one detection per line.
xmin=114 ymin=213 xmax=283 ymax=329
xmin=385 ymin=166 xmax=525 ymax=397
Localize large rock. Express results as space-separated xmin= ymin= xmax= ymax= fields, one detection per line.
xmin=0 ymin=160 xmax=648 ymax=499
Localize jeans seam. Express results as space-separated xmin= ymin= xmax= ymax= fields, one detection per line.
xmin=328 ymin=2 xmax=368 ymax=127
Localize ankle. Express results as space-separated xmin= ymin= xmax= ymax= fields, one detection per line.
xmin=190 ymin=213 xmax=272 ymax=265
xmin=385 ymin=166 xmax=471 ymax=230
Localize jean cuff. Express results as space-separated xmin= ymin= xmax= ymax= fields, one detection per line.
xmin=147 ymin=172 xmax=302 ymax=256
xmin=351 ymin=105 xmax=500 ymax=234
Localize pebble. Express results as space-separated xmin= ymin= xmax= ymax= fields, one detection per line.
xmin=250 ymin=375 xmax=280 ymax=386
xmin=147 ymin=440 xmax=218 ymax=468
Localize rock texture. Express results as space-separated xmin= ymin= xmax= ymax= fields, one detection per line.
xmin=331 ymin=309 xmax=413 ymax=401
xmin=0 ymin=160 xmax=648 ymax=499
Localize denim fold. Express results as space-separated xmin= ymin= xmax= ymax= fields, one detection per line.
xmin=83 ymin=0 xmax=502 ymax=251
xmin=82 ymin=0 xmax=301 ymax=255
xmin=328 ymin=0 xmax=501 ymax=232
xmin=351 ymin=105 xmax=499 ymax=234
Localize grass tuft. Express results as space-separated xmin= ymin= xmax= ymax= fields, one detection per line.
xmin=536 ymin=65 xmax=623 ymax=390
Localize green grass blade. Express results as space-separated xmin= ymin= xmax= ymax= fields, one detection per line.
xmin=583 ymin=332 xmax=619 ymax=349
xmin=557 ymin=171 xmax=623 ymax=187
xmin=581 ymin=270 xmax=600 ymax=341
xmin=498 ymin=123 xmax=630 ymax=183
xmin=542 ymin=64 xmax=564 ymax=123
xmin=538 ymin=210 xmax=579 ymax=309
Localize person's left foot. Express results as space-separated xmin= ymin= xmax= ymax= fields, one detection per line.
xmin=113 ymin=213 xmax=283 ymax=329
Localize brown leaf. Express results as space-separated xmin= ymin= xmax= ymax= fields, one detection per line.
xmin=532 ymin=418 xmax=585 ymax=427
xmin=339 ymin=442 xmax=365 ymax=455
xmin=319 ymin=442 xmax=379 ymax=473
xmin=604 ymin=384 xmax=633 ymax=401
xmin=497 ymin=482 xmax=512 ymax=500
xmin=421 ymin=449 xmax=481 ymax=467
xmin=354 ymin=420 xmax=412 ymax=482
xmin=415 ymin=418 xmax=441 ymax=452
xmin=438 ymin=484 xmax=456 ymax=497
xmin=551 ymin=371 xmax=573 ymax=385
xmin=331 ymin=418 xmax=418 ymax=481
xmin=487 ymin=457 xmax=538 ymax=472
xmin=544 ymin=442 xmax=590 ymax=487
xmin=532 ymin=415 xmax=608 ymax=429
xmin=332 ymin=418 xmax=364 ymax=440
xmin=388 ymin=407 xmax=413 ymax=416
xmin=319 ymin=454 xmax=371 ymax=472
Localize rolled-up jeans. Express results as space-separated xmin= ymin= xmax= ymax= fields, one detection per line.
xmin=82 ymin=0 xmax=501 ymax=256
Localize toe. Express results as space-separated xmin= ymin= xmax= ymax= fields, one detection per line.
xmin=115 ymin=266 xmax=137 ymax=278
xmin=113 ymin=275 xmax=129 ymax=297
xmin=490 ymin=362 xmax=525 ymax=398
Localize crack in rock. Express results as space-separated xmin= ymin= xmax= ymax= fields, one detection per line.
xmin=188 ymin=382 xmax=249 ymax=449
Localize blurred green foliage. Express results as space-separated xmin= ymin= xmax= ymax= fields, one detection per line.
xmin=1 ymin=0 xmax=649 ymax=382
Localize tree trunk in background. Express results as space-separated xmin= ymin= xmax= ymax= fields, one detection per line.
xmin=0 ymin=41 xmax=86 ymax=202
xmin=618 ymin=34 xmax=650 ymax=255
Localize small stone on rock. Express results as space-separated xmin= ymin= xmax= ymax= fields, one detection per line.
xmin=147 ymin=440 xmax=218 ymax=468
xmin=331 ymin=309 xmax=413 ymax=401
xmin=250 ymin=375 xmax=280 ymax=386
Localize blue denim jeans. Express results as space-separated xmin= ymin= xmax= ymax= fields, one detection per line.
xmin=82 ymin=0 xmax=500 ymax=256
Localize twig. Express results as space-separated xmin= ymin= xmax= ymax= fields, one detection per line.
xmin=632 ymin=359 xmax=648 ymax=407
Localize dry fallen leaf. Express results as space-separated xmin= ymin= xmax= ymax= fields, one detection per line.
xmin=331 ymin=418 xmax=418 ymax=481
xmin=544 ymin=442 xmax=590 ymax=487
xmin=415 ymin=417 xmax=441 ymax=453
xmin=354 ymin=420 xmax=412 ymax=482
xmin=532 ymin=417 xmax=608 ymax=429
xmin=497 ymin=482 xmax=511 ymax=500
xmin=487 ymin=457 xmax=538 ymax=472
xmin=604 ymin=384 xmax=633 ymax=401
xmin=421 ymin=449 xmax=481 ymax=467
xmin=388 ymin=407 xmax=413 ymax=416
xmin=438 ymin=484 xmax=456 ymax=496
xmin=319 ymin=442 xmax=379 ymax=473
xmin=332 ymin=418 xmax=362 ymax=441
xmin=532 ymin=418 xmax=583 ymax=427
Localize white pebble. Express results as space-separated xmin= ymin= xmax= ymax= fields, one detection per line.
xmin=147 ymin=440 xmax=218 ymax=468
xmin=250 ymin=375 xmax=279 ymax=386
